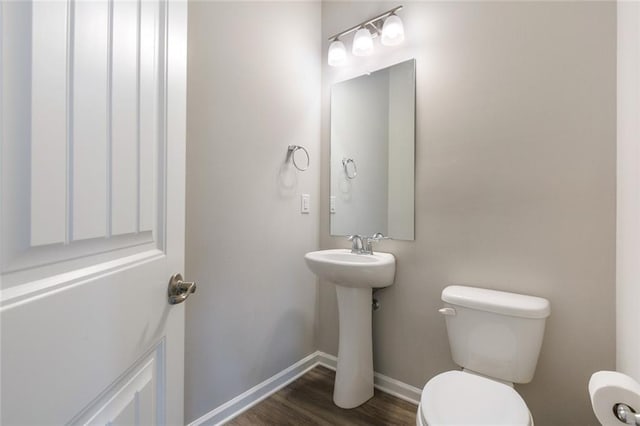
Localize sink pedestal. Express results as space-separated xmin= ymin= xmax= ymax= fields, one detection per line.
xmin=334 ymin=286 xmax=374 ymax=408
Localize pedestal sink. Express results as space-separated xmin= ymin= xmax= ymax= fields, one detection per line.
xmin=304 ymin=249 xmax=396 ymax=408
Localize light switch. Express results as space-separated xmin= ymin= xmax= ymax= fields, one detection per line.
xmin=330 ymin=196 xmax=336 ymax=214
xmin=301 ymin=194 xmax=310 ymax=214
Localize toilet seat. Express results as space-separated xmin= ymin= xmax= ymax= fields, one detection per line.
xmin=419 ymin=371 xmax=531 ymax=426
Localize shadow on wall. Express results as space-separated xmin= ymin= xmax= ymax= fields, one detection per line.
xmin=278 ymin=146 xmax=313 ymax=198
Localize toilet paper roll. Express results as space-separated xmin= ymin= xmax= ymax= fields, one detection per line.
xmin=589 ymin=370 xmax=640 ymax=426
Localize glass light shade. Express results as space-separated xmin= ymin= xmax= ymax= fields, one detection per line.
xmin=328 ymin=40 xmax=347 ymax=67
xmin=381 ymin=14 xmax=405 ymax=46
xmin=352 ymin=28 xmax=373 ymax=56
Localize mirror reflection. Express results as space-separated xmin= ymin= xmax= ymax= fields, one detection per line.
xmin=330 ymin=59 xmax=416 ymax=240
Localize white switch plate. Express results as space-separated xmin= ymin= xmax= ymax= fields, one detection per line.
xmin=301 ymin=194 xmax=310 ymax=214
xmin=330 ymin=196 xmax=336 ymax=214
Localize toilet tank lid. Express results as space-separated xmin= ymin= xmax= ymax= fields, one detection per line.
xmin=442 ymin=286 xmax=550 ymax=319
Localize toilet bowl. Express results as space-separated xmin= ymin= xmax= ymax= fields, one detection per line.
xmin=416 ymin=286 xmax=550 ymax=426
xmin=416 ymin=371 xmax=533 ymax=426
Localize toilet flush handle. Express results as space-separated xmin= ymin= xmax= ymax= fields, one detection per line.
xmin=438 ymin=307 xmax=456 ymax=316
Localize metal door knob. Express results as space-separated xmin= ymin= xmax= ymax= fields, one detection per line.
xmin=168 ymin=273 xmax=196 ymax=305
xmin=615 ymin=403 xmax=640 ymax=425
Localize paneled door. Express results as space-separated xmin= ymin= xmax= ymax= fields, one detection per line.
xmin=0 ymin=0 xmax=188 ymax=424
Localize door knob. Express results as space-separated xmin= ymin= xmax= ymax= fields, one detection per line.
xmin=168 ymin=273 xmax=196 ymax=305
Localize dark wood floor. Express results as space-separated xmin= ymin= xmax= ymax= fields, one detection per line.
xmin=226 ymin=366 xmax=417 ymax=425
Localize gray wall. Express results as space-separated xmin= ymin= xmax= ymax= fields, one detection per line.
xmin=319 ymin=2 xmax=616 ymax=425
xmin=185 ymin=2 xmax=321 ymax=423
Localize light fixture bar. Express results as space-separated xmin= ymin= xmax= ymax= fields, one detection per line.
xmin=328 ymin=5 xmax=403 ymax=41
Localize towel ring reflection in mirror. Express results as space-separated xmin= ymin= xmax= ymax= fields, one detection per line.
xmin=287 ymin=145 xmax=310 ymax=171
xmin=343 ymin=158 xmax=357 ymax=179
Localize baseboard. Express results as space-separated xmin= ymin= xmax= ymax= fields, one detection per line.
xmin=374 ymin=371 xmax=422 ymax=406
xmin=188 ymin=351 xmax=321 ymax=426
xmin=189 ymin=351 xmax=421 ymax=426
xmin=316 ymin=351 xmax=338 ymax=370
xmin=316 ymin=352 xmax=422 ymax=406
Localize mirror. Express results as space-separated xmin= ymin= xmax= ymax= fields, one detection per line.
xmin=330 ymin=59 xmax=415 ymax=240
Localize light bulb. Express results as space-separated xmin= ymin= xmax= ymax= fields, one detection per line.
xmin=381 ymin=14 xmax=404 ymax=46
xmin=328 ymin=39 xmax=347 ymax=67
xmin=352 ymin=27 xmax=373 ymax=56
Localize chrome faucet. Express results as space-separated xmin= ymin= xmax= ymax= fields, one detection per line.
xmin=349 ymin=233 xmax=389 ymax=254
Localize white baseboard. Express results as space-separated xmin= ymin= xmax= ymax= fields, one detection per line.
xmin=188 ymin=351 xmax=321 ymax=426
xmin=374 ymin=371 xmax=423 ymax=406
xmin=189 ymin=351 xmax=421 ymax=426
xmin=316 ymin=351 xmax=338 ymax=370
xmin=316 ymin=352 xmax=422 ymax=406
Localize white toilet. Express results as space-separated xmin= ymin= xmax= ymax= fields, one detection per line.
xmin=417 ymin=285 xmax=551 ymax=426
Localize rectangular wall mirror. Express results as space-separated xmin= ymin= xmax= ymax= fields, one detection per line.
xmin=330 ymin=59 xmax=416 ymax=240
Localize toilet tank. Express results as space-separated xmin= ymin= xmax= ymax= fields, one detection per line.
xmin=441 ymin=286 xmax=550 ymax=384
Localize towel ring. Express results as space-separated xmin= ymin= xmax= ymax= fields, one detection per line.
xmin=342 ymin=158 xmax=357 ymax=179
xmin=287 ymin=145 xmax=310 ymax=171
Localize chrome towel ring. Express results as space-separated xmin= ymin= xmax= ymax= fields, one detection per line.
xmin=287 ymin=145 xmax=310 ymax=171
xmin=342 ymin=158 xmax=357 ymax=179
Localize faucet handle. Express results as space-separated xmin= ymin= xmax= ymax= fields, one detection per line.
xmin=370 ymin=232 xmax=390 ymax=241
xmin=348 ymin=235 xmax=364 ymax=253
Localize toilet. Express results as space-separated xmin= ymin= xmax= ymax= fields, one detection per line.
xmin=417 ymin=285 xmax=551 ymax=426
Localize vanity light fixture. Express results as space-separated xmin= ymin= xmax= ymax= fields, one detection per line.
xmin=327 ymin=5 xmax=404 ymax=67
xmin=352 ymin=27 xmax=374 ymax=56
xmin=328 ymin=39 xmax=347 ymax=66
xmin=381 ymin=13 xmax=405 ymax=46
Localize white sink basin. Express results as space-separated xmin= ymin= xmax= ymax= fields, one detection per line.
xmin=304 ymin=249 xmax=395 ymax=288
xmin=304 ymin=248 xmax=396 ymax=409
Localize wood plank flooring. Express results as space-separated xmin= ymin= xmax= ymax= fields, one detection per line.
xmin=226 ymin=366 xmax=418 ymax=425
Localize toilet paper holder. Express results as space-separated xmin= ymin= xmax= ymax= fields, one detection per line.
xmin=614 ymin=403 xmax=640 ymax=425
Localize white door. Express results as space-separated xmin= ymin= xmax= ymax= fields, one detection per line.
xmin=0 ymin=0 xmax=188 ymax=424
